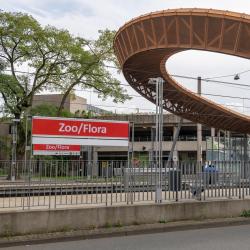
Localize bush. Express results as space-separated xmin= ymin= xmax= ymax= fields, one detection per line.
xmin=241 ymin=210 xmax=250 ymax=217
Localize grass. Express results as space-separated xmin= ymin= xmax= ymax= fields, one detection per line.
xmin=158 ymin=219 xmax=167 ymax=224
xmin=2 ymin=224 xmax=13 ymax=238
xmin=114 ymin=221 xmax=123 ymax=228
xmin=104 ymin=222 xmax=112 ymax=228
xmin=0 ymin=169 xmax=7 ymax=177
xmin=133 ymin=221 xmax=140 ymax=226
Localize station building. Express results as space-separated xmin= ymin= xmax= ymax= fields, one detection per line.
xmin=94 ymin=113 xmax=213 ymax=162
xmin=0 ymin=94 xmax=245 ymax=162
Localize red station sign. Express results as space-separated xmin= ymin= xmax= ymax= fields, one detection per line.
xmin=32 ymin=117 xmax=129 ymax=147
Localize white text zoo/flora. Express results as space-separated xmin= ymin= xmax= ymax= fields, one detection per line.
xmin=58 ymin=123 xmax=107 ymax=135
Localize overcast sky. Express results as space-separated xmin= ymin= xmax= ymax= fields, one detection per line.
xmin=1 ymin=0 xmax=250 ymax=115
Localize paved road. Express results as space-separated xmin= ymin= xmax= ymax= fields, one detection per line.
xmin=3 ymin=224 xmax=250 ymax=250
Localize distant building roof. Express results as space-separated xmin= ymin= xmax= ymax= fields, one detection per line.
xmin=87 ymin=104 xmax=111 ymax=115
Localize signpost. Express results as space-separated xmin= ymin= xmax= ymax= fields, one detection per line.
xmin=31 ymin=116 xmax=129 ymax=148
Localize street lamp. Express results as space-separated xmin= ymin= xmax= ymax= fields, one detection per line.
xmin=24 ymin=115 xmax=32 ymax=169
xmin=234 ymin=74 xmax=240 ymax=80
xmin=149 ymin=77 xmax=164 ymax=203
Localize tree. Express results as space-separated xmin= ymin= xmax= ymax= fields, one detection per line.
xmin=31 ymin=103 xmax=94 ymax=118
xmin=0 ymin=11 xmax=130 ymax=157
xmin=31 ymin=103 xmax=73 ymax=118
xmin=57 ymin=29 xmax=127 ymax=115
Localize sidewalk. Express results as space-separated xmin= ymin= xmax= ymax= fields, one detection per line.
xmin=1 ymin=217 xmax=250 ymax=248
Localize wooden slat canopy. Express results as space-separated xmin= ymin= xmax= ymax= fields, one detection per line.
xmin=114 ymin=8 xmax=250 ymax=133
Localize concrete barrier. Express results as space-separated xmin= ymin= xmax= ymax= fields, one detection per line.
xmin=1 ymin=199 xmax=250 ymax=236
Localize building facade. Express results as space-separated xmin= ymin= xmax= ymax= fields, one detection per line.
xmin=33 ymin=94 xmax=87 ymax=114
xmin=93 ymin=113 xmax=212 ymax=162
xmin=0 ymin=94 xmax=245 ymax=161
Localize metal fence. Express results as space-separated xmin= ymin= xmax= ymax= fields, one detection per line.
xmin=206 ymin=136 xmax=250 ymax=161
xmin=0 ymin=160 xmax=250 ymax=210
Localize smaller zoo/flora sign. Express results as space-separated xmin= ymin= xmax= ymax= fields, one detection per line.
xmin=31 ymin=116 xmax=129 ymax=147
xmin=33 ymin=144 xmax=80 ymax=156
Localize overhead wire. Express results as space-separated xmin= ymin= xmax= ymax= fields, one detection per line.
xmin=106 ymin=64 xmax=250 ymax=89
xmin=204 ymin=69 xmax=250 ymax=80
xmin=0 ymin=95 xmax=249 ymax=117
xmin=0 ymin=85 xmax=250 ymax=113
xmin=2 ymin=67 xmax=250 ymax=101
xmin=3 ymin=65 xmax=250 ymax=89
xmin=0 ymin=88 xmax=249 ymax=109
xmin=1 ymin=64 xmax=250 ymax=116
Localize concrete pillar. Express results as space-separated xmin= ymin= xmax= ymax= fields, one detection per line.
xmin=217 ymin=130 xmax=221 ymax=161
xmin=83 ymin=146 xmax=99 ymax=177
xmin=217 ymin=130 xmax=220 ymax=137
xmin=86 ymin=146 xmax=92 ymax=178
xmin=243 ymin=134 xmax=248 ymax=178
xmin=197 ymin=124 xmax=202 ymax=162
xmin=245 ymin=134 xmax=249 ymax=162
xmin=210 ymin=128 xmax=216 ymax=161
xmin=211 ymin=128 xmax=215 ymax=137
xmin=92 ymin=147 xmax=99 ymax=177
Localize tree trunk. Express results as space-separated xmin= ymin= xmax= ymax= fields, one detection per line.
xmin=57 ymin=86 xmax=74 ymax=116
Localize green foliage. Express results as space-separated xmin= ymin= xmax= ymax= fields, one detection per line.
xmin=0 ymin=11 xmax=130 ymax=117
xmin=88 ymin=225 xmax=96 ymax=230
xmin=0 ymin=73 xmax=23 ymax=116
xmin=31 ymin=103 xmax=93 ymax=118
xmin=114 ymin=221 xmax=123 ymax=227
xmin=0 ymin=134 xmax=11 ymax=158
xmin=158 ymin=219 xmax=167 ymax=224
xmin=31 ymin=103 xmax=73 ymax=118
xmin=104 ymin=222 xmax=112 ymax=228
xmin=0 ymin=11 xmax=130 ymax=157
xmin=241 ymin=210 xmax=250 ymax=217
xmin=2 ymin=224 xmax=13 ymax=238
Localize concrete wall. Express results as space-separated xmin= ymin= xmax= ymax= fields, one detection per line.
xmin=1 ymin=199 xmax=250 ymax=236
xmin=69 ymin=95 xmax=87 ymax=114
xmin=33 ymin=94 xmax=70 ymax=110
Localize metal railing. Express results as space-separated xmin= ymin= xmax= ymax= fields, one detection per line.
xmin=132 ymin=135 xmax=207 ymax=142
xmin=0 ymin=160 xmax=249 ymax=210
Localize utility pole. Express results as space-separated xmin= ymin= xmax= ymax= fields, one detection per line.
xmin=127 ymin=121 xmax=134 ymax=167
xmin=149 ymin=77 xmax=163 ymax=203
xmin=197 ymin=76 xmax=202 ymax=167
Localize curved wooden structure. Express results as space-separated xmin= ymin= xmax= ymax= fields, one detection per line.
xmin=114 ymin=8 xmax=250 ymax=133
